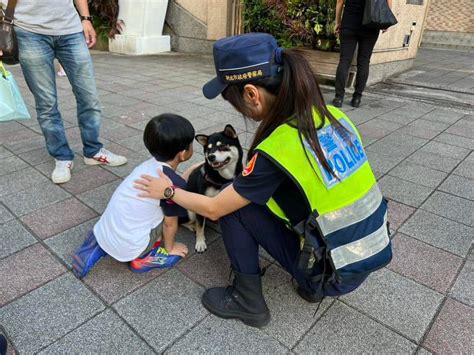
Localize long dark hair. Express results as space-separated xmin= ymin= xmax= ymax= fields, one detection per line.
xmin=222 ymin=48 xmax=350 ymax=177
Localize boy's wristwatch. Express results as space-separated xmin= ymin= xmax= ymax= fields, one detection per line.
xmin=163 ymin=185 xmax=176 ymax=199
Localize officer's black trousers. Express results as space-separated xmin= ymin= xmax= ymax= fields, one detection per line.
xmin=219 ymin=203 xmax=363 ymax=296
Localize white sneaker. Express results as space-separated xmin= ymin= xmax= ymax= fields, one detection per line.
xmin=84 ymin=148 xmax=128 ymax=167
xmin=51 ymin=160 xmax=74 ymax=184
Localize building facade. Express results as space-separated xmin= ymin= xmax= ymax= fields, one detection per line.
xmin=422 ymin=0 xmax=474 ymax=51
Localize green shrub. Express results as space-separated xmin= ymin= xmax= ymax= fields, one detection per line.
xmin=242 ymin=0 xmax=287 ymax=43
xmin=242 ymin=0 xmax=337 ymax=51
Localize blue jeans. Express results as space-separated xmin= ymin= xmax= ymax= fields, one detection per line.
xmin=15 ymin=27 xmax=103 ymax=160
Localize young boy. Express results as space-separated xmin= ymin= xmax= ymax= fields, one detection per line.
xmin=72 ymin=114 xmax=194 ymax=278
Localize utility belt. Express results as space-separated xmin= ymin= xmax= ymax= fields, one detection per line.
xmin=292 ymin=200 xmax=392 ymax=297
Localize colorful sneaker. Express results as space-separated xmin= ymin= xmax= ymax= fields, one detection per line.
xmin=129 ymin=247 xmax=181 ymax=273
xmin=72 ymin=231 xmax=107 ymax=279
xmin=84 ymin=148 xmax=128 ymax=167
xmin=51 ymin=160 xmax=73 ymax=184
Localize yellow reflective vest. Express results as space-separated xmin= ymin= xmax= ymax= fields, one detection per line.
xmin=255 ymin=106 xmax=391 ymax=282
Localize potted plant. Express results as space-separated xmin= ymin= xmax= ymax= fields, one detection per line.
xmin=243 ymin=0 xmax=338 ymax=51
xmin=242 ymin=0 xmax=349 ymax=83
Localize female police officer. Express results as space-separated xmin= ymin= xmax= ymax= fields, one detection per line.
xmin=135 ymin=33 xmax=392 ymax=328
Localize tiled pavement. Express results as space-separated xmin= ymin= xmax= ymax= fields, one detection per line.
xmin=390 ymin=48 xmax=474 ymax=93
xmin=1 ymin=48 xmax=473 ymax=354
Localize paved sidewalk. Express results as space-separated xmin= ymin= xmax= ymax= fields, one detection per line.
xmin=1 ymin=48 xmax=473 ymax=354
xmin=391 ymin=48 xmax=474 ymax=93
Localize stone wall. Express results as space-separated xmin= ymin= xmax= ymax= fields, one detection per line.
xmin=421 ymin=0 xmax=474 ymax=50
xmin=425 ymin=0 xmax=474 ymax=33
xmin=370 ymin=0 xmax=428 ymax=65
xmin=165 ymin=0 xmax=232 ymax=53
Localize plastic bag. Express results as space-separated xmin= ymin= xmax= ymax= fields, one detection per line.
xmin=0 ymin=61 xmax=30 ymax=121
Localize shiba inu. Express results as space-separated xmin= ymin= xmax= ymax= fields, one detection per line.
xmin=186 ymin=124 xmax=243 ymax=252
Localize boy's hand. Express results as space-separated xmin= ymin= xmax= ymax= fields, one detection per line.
xmin=168 ymin=242 xmax=188 ymax=257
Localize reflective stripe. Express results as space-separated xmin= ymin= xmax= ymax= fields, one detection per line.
xmin=316 ymin=184 xmax=383 ymax=236
xmin=330 ymin=213 xmax=389 ymax=270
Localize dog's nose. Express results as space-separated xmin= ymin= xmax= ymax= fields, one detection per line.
xmin=208 ymin=154 xmax=216 ymax=162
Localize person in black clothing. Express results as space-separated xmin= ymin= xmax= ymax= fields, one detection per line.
xmin=333 ymin=0 xmax=392 ymax=108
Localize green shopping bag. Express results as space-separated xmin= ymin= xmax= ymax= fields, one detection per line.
xmin=0 ymin=61 xmax=30 ymax=121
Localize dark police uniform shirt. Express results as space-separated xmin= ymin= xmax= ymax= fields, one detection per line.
xmin=160 ymin=166 xmax=188 ymax=217
xmin=233 ymin=152 xmax=309 ymax=225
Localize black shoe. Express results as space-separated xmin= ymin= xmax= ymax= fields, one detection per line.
xmin=351 ymin=95 xmax=361 ymax=108
xmin=201 ymin=270 xmax=270 ymax=328
xmin=332 ymin=96 xmax=343 ymax=108
xmin=297 ymin=286 xmax=323 ymax=303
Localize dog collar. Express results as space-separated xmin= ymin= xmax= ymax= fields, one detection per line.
xmin=204 ymin=173 xmax=226 ymax=189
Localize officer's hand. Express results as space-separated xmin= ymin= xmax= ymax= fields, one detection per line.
xmin=82 ymin=20 xmax=97 ymax=48
xmin=0 ymin=50 xmax=3 ymax=57
xmin=134 ymin=170 xmax=173 ymax=200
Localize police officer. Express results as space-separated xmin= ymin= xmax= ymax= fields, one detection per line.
xmin=135 ymin=33 xmax=392 ymax=328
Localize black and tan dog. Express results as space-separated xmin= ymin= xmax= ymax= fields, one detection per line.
xmin=185 ymin=124 xmax=243 ymax=252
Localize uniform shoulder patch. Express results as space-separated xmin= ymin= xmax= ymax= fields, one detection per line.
xmin=242 ymin=153 xmax=258 ymax=176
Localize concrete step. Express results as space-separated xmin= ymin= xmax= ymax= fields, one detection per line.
xmin=421 ymin=31 xmax=474 ymax=52
xmin=366 ymin=81 xmax=474 ymax=111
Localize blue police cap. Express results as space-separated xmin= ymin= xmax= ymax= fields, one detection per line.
xmin=203 ymin=33 xmax=279 ymax=99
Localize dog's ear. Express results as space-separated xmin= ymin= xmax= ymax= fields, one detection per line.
xmin=195 ymin=134 xmax=208 ymax=147
xmin=223 ymin=124 xmax=238 ymax=139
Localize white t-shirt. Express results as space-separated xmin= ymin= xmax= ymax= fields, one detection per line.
xmin=94 ymin=158 xmax=168 ymax=262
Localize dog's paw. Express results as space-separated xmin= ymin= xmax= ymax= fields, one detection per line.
xmin=195 ymin=240 xmax=207 ymax=253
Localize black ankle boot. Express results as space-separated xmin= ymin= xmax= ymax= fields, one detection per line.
xmin=332 ymin=96 xmax=343 ymax=108
xmin=351 ymin=95 xmax=362 ymax=108
xmin=201 ymin=270 xmax=270 ymax=328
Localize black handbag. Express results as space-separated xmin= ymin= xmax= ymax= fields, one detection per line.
xmin=0 ymin=0 xmax=19 ymax=65
xmin=362 ymin=0 xmax=398 ymax=30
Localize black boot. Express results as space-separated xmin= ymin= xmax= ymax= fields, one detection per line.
xmin=351 ymin=94 xmax=362 ymax=108
xmin=332 ymin=96 xmax=343 ymax=108
xmin=201 ymin=270 xmax=270 ymax=328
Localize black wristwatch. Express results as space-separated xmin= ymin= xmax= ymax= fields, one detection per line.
xmin=80 ymin=15 xmax=93 ymax=22
xmin=163 ymin=185 xmax=176 ymax=200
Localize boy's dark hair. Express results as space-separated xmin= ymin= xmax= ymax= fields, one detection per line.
xmin=144 ymin=114 xmax=195 ymax=161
